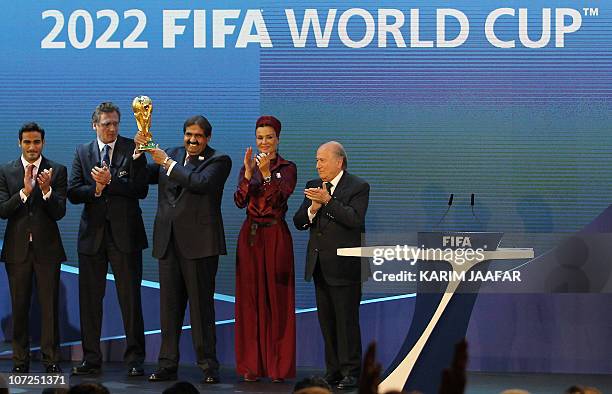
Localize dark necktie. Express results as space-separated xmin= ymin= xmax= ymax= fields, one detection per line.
xmin=101 ymin=144 xmax=111 ymax=167
xmin=185 ymin=155 xmax=199 ymax=169
xmin=315 ymin=181 xmax=334 ymax=229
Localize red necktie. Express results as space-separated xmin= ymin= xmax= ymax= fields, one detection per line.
xmin=27 ymin=164 xmax=36 ymax=188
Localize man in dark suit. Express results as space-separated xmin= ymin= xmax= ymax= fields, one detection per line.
xmin=67 ymin=102 xmax=148 ymax=377
xmin=0 ymin=122 xmax=67 ymax=373
xmin=294 ymin=141 xmax=370 ymax=390
xmin=134 ymin=115 xmax=231 ymax=384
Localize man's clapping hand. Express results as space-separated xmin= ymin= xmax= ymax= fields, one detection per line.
xmin=91 ymin=164 xmax=111 ymax=194
xmin=36 ymin=168 xmax=53 ymax=194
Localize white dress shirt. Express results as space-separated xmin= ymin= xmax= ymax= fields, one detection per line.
xmin=19 ymin=155 xmax=52 ymax=202
xmin=97 ymin=138 xmax=117 ymax=166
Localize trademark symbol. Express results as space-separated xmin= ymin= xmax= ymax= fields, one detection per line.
xmin=583 ymin=7 xmax=599 ymax=16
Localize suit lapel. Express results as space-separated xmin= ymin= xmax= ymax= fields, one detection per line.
xmin=110 ymin=140 xmax=127 ymax=175
xmin=188 ymin=145 xmax=213 ymax=171
xmin=8 ymin=160 xmax=24 ymax=196
xmin=12 ymin=159 xmax=24 ymax=178
xmin=178 ymin=148 xmax=187 ymax=167
xmin=319 ymin=172 xmax=348 ymax=230
xmin=88 ymin=140 xmax=99 ymax=167
xmin=317 ymin=177 xmax=333 ymax=229
xmin=38 ymin=156 xmax=50 ymax=173
xmin=32 ymin=157 xmax=50 ymax=199
xmin=31 ymin=157 xmax=54 ymax=203
xmin=166 ymin=148 xmax=185 ymax=201
xmin=331 ymin=171 xmax=348 ymax=200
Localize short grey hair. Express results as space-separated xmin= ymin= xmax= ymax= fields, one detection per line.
xmin=323 ymin=141 xmax=348 ymax=169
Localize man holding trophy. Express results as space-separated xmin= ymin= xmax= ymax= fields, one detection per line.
xmin=67 ymin=102 xmax=149 ymax=377
xmin=132 ymin=98 xmax=232 ymax=384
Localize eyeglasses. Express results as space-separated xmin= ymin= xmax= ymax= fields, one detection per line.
xmin=98 ymin=121 xmax=119 ymax=128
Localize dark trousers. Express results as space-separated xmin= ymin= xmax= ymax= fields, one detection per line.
xmin=78 ymin=223 xmax=145 ymax=367
xmin=158 ymin=235 xmax=219 ymax=372
xmin=313 ymin=262 xmax=362 ymax=378
xmin=5 ymin=246 xmax=61 ymax=367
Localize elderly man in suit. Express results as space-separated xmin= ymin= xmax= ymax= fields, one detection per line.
xmin=134 ymin=115 xmax=231 ymax=384
xmin=0 ymin=122 xmax=67 ymax=373
xmin=67 ymin=102 xmax=148 ymax=377
xmin=294 ymin=141 xmax=370 ymax=390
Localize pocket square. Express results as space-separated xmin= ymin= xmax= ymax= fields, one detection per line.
xmin=118 ymin=170 xmax=129 ymax=177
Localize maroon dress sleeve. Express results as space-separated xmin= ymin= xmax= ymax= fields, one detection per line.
xmin=260 ymin=161 xmax=297 ymax=210
xmin=234 ymin=165 xmax=264 ymax=209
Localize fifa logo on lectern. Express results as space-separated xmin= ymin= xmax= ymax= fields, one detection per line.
xmin=337 ymin=234 xmax=534 ymax=391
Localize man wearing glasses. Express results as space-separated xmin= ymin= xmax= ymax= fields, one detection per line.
xmin=67 ymin=102 xmax=149 ymax=377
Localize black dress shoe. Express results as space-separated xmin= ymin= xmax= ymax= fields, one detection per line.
xmin=337 ymin=376 xmax=358 ymax=390
xmin=203 ymin=369 xmax=220 ymax=384
xmin=127 ymin=366 xmax=144 ymax=377
xmin=11 ymin=365 xmax=29 ymax=373
xmin=71 ymin=362 xmax=101 ymax=375
xmin=323 ymin=372 xmax=341 ymax=386
xmin=46 ymin=364 xmax=62 ymax=373
xmin=148 ymin=368 xmax=177 ymax=382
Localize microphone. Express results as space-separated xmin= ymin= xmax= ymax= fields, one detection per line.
xmin=471 ymin=193 xmax=482 ymax=224
xmin=435 ymin=193 xmax=454 ymax=227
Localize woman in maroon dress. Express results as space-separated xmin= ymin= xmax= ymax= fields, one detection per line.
xmin=234 ymin=116 xmax=297 ymax=382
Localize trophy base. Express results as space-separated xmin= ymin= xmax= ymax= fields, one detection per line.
xmin=137 ymin=141 xmax=158 ymax=151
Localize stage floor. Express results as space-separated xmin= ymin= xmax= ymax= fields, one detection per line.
xmin=0 ymin=360 xmax=610 ymax=393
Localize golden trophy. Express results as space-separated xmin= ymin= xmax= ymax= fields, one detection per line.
xmin=132 ymin=95 xmax=157 ymax=151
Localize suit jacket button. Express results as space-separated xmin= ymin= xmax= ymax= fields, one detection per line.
xmin=317 ymin=232 xmax=322 ymax=236
xmin=29 ymin=212 xmax=33 ymax=217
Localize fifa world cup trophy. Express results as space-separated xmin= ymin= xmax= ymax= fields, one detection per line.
xmin=132 ymin=95 xmax=157 ymax=151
